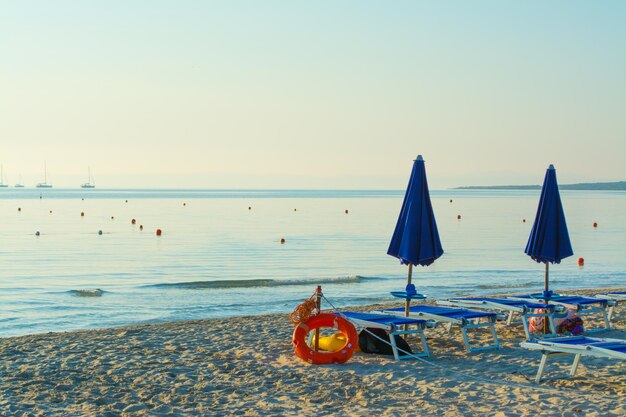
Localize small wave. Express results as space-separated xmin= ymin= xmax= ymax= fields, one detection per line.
xmin=475 ymin=281 xmax=538 ymax=290
xmin=68 ymin=289 xmax=106 ymax=297
xmin=147 ymin=275 xmax=374 ymax=290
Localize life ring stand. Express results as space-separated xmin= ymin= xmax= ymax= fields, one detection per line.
xmin=292 ymin=313 xmax=357 ymax=365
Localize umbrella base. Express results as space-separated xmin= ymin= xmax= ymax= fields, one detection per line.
xmin=390 ymin=291 xmax=427 ymax=301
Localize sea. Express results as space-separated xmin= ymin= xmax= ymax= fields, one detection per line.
xmin=1 ymin=188 xmax=625 ymax=338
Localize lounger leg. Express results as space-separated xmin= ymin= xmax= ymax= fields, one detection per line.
xmin=389 ymin=334 xmax=400 ymax=361
xmin=490 ymin=324 xmax=500 ymax=349
xmin=536 ymin=353 xmax=549 ymax=383
xmin=419 ymin=332 xmax=430 ymax=357
xmin=604 ymin=309 xmax=611 ymax=330
xmin=608 ymin=305 xmax=615 ymax=321
xmin=445 ymin=323 xmax=453 ymax=333
xmin=506 ymin=311 xmax=514 ymax=326
xmin=461 ymin=327 xmax=471 ymax=352
xmin=522 ymin=315 xmax=531 ymax=341
xmin=570 ymin=354 xmax=581 ymax=377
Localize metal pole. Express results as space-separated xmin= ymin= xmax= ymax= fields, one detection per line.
xmin=404 ymin=264 xmax=413 ymax=317
xmin=314 ymin=286 xmax=322 ymax=352
xmin=543 ymin=262 xmax=544 ymax=334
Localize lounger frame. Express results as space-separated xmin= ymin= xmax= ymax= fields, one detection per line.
xmin=378 ymin=306 xmax=501 ymax=353
xmin=596 ymin=292 xmax=626 ymax=321
xmin=520 ymin=336 xmax=626 ymax=382
xmin=333 ymin=312 xmax=431 ymax=361
xmin=509 ymin=294 xmax=614 ymax=333
xmin=437 ymin=298 xmax=564 ymax=340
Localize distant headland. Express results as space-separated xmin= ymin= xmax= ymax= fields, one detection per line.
xmin=455 ymin=181 xmax=626 ymax=191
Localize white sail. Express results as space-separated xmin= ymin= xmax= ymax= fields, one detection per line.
xmin=81 ymin=166 xmax=95 ymax=188
xmin=36 ymin=162 xmax=53 ymax=188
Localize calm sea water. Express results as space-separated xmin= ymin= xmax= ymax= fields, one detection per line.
xmin=1 ymin=188 xmax=625 ymax=338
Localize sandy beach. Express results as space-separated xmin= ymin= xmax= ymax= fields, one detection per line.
xmin=1 ymin=287 xmax=624 ymax=417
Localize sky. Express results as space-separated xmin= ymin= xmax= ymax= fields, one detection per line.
xmin=1 ymin=1 xmax=625 ymax=189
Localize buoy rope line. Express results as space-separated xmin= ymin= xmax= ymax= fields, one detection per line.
xmin=319 ymin=293 xmax=624 ymax=400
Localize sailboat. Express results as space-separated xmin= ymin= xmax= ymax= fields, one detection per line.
xmin=36 ymin=162 xmax=53 ymax=188
xmin=0 ymin=165 xmax=8 ymax=187
xmin=14 ymin=175 xmax=24 ymax=188
xmin=81 ymin=167 xmax=95 ymax=189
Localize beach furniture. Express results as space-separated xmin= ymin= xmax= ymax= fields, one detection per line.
xmin=520 ymin=336 xmax=626 ymax=382
xmin=508 ymin=294 xmax=614 ymax=332
xmin=436 ymin=297 xmax=565 ymax=340
xmin=378 ymin=305 xmax=500 ymax=352
xmin=334 ymin=312 xmax=431 ymax=361
xmin=596 ymin=291 xmax=626 ymax=320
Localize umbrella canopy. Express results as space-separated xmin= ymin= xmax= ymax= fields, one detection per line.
xmin=388 ymin=155 xmax=443 ymax=267
xmin=525 ymin=164 xmax=573 ymax=297
xmin=388 ymin=155 xmax=443 ymax=312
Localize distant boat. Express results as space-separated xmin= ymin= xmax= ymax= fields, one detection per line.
xmin=36 ymin=162 xmax=53 ymax=188
xmin=14 ymin=175 xmax=24 ymax=188
xmin=81 ymin=167 xmax=95 ymax=189
xmin=0 ymin=165 xmax=8 ymax=188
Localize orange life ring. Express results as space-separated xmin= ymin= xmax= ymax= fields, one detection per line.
xmin=292 ymin=313 xmax=357 ymax=365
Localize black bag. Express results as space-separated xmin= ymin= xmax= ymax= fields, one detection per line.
xmin=358 ymin=328 xmax=413 ymax=356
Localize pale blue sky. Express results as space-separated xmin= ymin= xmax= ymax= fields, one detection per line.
xmin=1 ymin=1 xmax=625 ymax=188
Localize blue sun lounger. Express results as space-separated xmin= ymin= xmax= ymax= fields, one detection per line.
xmin=378 ymin=305 xmax=500 ymax=353
xmin=437 ymin=297 xmax=566 ymax=340
xmin=508 ymin=294 xmax=614 ymax=333
xmin=596 ymin=291 xmax=626 ymax=320
xmin=520 ymin=336 xmax=626 ymax=382
xmin=333 ymin=312 xmax=430 ymax=361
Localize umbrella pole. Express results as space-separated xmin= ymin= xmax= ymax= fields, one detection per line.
xmin=404 ymin=264 xmax=413 ymax=318
xmin=403 ymin=264 xmax=413 ymax=337
xmin=543 ymin=262 xmax=544 ymax=334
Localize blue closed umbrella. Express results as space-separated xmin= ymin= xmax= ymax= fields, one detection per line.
xmin=525 ymin=164 xmax=573 ymax=298
xmin=388 ymin=155 xmax=443 ymax=315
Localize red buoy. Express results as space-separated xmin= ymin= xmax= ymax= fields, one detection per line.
xmin=156 ymin=229 xmax=162 ymax=236
xmin=593 ymin=222 xmax=598 ymax=228
xmin=578 ymin=257 xmax=584 ymax=266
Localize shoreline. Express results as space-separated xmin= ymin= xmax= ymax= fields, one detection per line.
xmin=1 ymin=286 xmax=624 ymax=416
xmin=3 ymin=286 xmax=625 ymax=342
